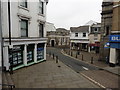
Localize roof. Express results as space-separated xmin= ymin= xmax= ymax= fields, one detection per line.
xmin=91 ymin=23 xmax=101 ymax=27
xmin=56 ymin=28 xmax=69 ymax=32
xmin=70 ymin=26 xmax=89 ymax=32
xmin=85 ymin=20 xmax=97 ymax=26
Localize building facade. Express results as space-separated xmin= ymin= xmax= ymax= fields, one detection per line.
xmin=109 ymin=1 xmax=120 ymax=66
xmin=99 ymin=1 xmax=113 ymax=61
xmin=88 ymin=23 xmax=101 ymax=53
xmin=1 ymin=0 xmax=48 ymax=71
xmin=70 ymin=26 xmax=89 ymax=51
xmin=47 ymin=28 xmax=70 ymax=47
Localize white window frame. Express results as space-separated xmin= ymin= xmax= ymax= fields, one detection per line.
xmin=75 ymin=33 xmax=78 ymax=37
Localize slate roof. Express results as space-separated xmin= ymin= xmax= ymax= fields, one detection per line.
xmin=70 ymin=26 xmax=89 ymax=32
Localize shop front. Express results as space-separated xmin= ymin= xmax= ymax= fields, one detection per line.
xmin=37 ymin=43 xmax=44 ymax=61
xmin=109 ymin=35 xmax=120 ymax=66
xmin=9 ymin=45 xmax=24 ymax=67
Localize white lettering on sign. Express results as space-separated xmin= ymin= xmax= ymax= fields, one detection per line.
xmin=112 ymin=37 xmax=120 ymax=41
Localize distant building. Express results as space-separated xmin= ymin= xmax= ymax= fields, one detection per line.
xmin=1 ymin=0 xmax=49 ymax=71
xmin=45 ymin=22 xmax=56 ymax=31
xmin=109 ymin=1 xmax=120 ymax=66
xmin=47 ymin=28 xmax=70 ymax=47
xmin=99 ymin=1 xmax=113 ymax=62
xmin=70 ymin=20 xmax=99 ymax=52
xmin=88 ymin=23 xmax=101 ymax=53
xmin=70 ymin=26 xmax=90 ymax=51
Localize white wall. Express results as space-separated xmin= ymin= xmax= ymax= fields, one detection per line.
xmin=2 ymin=0 xmax=47 ymax=38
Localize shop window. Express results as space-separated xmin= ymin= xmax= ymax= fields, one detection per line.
xmin=9 ymin=46 xmax=24 ymax=67
xmin=20 ymin=0 xmax=27 ymax=8
xmin=37 ymin=43 xmax=44 ymax=61
xmin=27 ymin=45 xmax=34 ymax=63
xmin=39 ymin=0 xmax=44 ymax=14
xmin=75 ymin=33 xmax=78 ymax=37
xmin=21 ymin=19 xmax=28 ymax=37
xmin=39 ymin=23 xmax=44 ymax=37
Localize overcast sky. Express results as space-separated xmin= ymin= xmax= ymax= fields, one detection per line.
xmin=46 ymin=0 xmax=103 ymax=30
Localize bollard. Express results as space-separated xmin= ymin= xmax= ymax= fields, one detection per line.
xmin=71 ymin=51 xmax=73 ymax=56
xmin=91 ymin=57 xmax=93 ymax=64
xmin=82 ymin=54 xmax=83 ymax=61
xmin=76 ymin=52 xmax=77 ymax=58
xmin=56 ymin=56 xmax=58 ymax=63
xmin=69 ymin=50 xmax=70 ymax=55
xmin=53 ymin=54 xmax=54 ymax=59
xmin=49 ymin=52 xmax=51 ymax=57
xmin=77 ymin=51 xmax=80 ymax=55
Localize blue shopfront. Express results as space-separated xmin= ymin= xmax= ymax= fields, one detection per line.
xmin=109 ymin=35 xmax=120 ymax=66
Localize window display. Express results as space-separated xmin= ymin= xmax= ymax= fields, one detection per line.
xmin=27 ymin=44 xmax=34 ymax=63
xmin=9 ymin=46 xmax=23 ymax=67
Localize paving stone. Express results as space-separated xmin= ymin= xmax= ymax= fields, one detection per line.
xmin=11 ymin=55 xmax=99 ymax=88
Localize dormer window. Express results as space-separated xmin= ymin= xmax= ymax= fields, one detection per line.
xmin=20 ymin=0 xmax=27 ymax=8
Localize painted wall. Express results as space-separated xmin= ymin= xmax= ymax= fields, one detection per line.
xmin=2 ymin=0 xmax=47 ymax=38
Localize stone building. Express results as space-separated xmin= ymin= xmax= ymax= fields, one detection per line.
xmin=99 ymin=1 xmax=113 ymax=61
xmin=1 ymin=0 xmax=49 ymax=71
xmin=88 ymin=23 xmax=101 ymax=53
xmin=109 ymin=1 xmax=120 ymax=66
xmin=47 ymin=28 xmax=70 ymax=47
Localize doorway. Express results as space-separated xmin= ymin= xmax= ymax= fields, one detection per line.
xmin=51 ymin=40 xmax=55 ymax=47
xmin=116 ymin=49 xmax=120 ymax=66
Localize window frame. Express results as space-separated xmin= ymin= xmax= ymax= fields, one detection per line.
xmin=39 ymin=23 xmax=44 ymax=38
xmin=75 ymin=33 xmax=78 ymax=37
xmin=39 ymin=0 xmax=44 ymax=14
xmin=83 ymin=33 xmax=86 ymax=37
xmin=20 ymin=0 xmax=28 ymax=8
xmin=21 ymin=19 xmax=28 ymax=37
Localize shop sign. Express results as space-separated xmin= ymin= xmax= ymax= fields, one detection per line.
xmin=11 ymin=46 xmax=22 ymax=51
xmin=109 ymin=35 xmax=120 ymax=42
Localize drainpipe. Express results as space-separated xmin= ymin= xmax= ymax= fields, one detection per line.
xmin=8 ymin=0 xmax=13 ymax=74
xmin=8 ymin=0 xmax=11 ymax=45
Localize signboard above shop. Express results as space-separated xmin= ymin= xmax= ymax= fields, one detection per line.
xmin=109 ymin=35 xmax=120 ymax=42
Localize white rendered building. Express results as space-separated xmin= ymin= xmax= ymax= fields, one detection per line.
xmin=1 ymin=0 xmax=49 ymax=71
xmin=70 ymin=26 xmax=90 ymax=51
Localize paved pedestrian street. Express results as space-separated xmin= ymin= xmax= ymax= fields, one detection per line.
xmin=11 ymin=55 xmax=99 ymax=88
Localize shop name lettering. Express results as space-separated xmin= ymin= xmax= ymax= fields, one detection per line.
xmin=111 ymin=37 xmax=120 ymax=41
